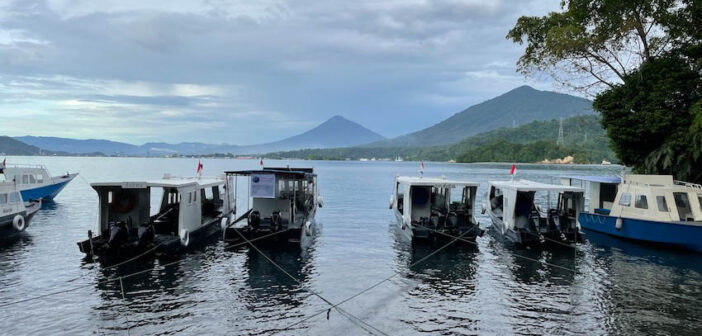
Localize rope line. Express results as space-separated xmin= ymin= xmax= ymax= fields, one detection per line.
xmin=230 ymin=228 xmax=389 ymax=336
xmin=0 ymin=227 xmax=294 ymax=309
xmin=414 ymin=223 xmax=578 ymax=274
xmin=279 ymin=224 xmax=477 ymax=333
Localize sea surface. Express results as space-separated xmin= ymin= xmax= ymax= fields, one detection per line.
xmin=1 ymin=157 xmax=702 ymax=335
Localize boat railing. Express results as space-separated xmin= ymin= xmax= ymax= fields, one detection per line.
xmin=3 ymin=163 xmax=49 ymax=171
xmin=675 ymin=181 xmax=702 ymax=190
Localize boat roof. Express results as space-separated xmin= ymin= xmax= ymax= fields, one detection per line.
xmin=226 ymin=167 xmax=315 ymax=178
xmin=91 ymin=176 xmax=225 ymax=189
xmin=396 ymin=176 xmax=479 ymax=187
xmin=488 ymin=179 xmax=584 ymax=192
xmin=564 ymin=175 xmax=622 ymax=184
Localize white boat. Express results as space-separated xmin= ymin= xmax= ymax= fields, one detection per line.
xmin=483 ymin=179 xmax=585 ymax=247
xmin=565 ymin=174 xmax=702 ymax=252
xmin=390 ymin=176 xmax=483 ymax=243
xmin=0 ymin=163 xmax=77 ymax=201
xmin=223 ymin=167 xmax=321 ymax=246
xmin=0 ymin=182 xmax=41 ymax=235
xmin=77 ymin=175 xmax=230 ymax=260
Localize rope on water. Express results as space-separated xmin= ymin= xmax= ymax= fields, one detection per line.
xmin=279 ymin=225 xmax=478 ymax=333
xmin=230 ymin=228 xmax=390 ymax=336
xmin=0 ymin=226 xmax=294 ymax=309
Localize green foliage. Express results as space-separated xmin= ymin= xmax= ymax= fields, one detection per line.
xmin=594 ymin=50 xmax=702 ymax=182
xmin=456 ymin=139 xmax=596 ymax=164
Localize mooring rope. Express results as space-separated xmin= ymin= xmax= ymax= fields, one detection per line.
xmin=230 ymin=228 xmax=390 ymax=336
xmin=279 ymin=224 xmax=478 ymax=333
xmin=0 ymin=227 xmax=294 ymax=309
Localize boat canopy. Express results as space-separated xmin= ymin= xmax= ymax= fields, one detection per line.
xmin=563 ymin=175 xmax=621 ymax=184
xmin=488 ymin=179 xmax=584 ymax=193
xmin=91 ymin=176 xmax=225 ymax=190
xmin=225 ymin=167 xmax=315 ymax=179
xmin=396 ymin=176 xmax=479 ymax=188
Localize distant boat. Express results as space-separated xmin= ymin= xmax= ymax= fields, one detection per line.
xmin=223 ymin=167 xmax=321 ymax=246
xmin=1 ymin=163 xmax=77 ymax=201
xmin=565 ymin=175 xmax=702 ymax=253
xmin=601 ymin=160 xmax=612 ymax=165
xmin=483 ymin=179 xmax=585 ymax=247
xmin=391 ymin=175 xmax=483 ymax=243
xmin=77 ymin=175 xmax=229 ymax=261
xmin=0 ymin=182 xmax=41 ymax=235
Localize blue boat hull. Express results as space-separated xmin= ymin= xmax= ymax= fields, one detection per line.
xmin=579 ymin=213 xmax=702 ymax=252
xmin=20 ymin=174 xmax=76 ymax=201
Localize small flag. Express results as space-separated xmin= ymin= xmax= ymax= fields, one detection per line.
xmin=197 ymin=160 xmax=203 ymax=175
xmin=510 ymin=163 xmax=516 ymax=175
xmin=420 ymin=160 xmax=425 ymax=171
xmin=1 ymin=158 xmax=5 ymax=168
xmin=260 ymin=159 xmax=263 ymax=167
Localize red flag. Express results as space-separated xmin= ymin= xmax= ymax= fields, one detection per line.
xmin=260 ymin=159 xmax=263 ymax=167
xmin=197 ymin=160 xmax=203 ymax=174
xmin=420 ymin=160 xmax=425 ymax=171
xmin=510 ymin=163 xmax=516 ymax=175
xmin=1 ymin=158 xmax=4 ymax=167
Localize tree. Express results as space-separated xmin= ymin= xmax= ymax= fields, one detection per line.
xmin=507 ymin=0 xmax=696 ymax=94
xmin=508 ymin=0 xmax=702 ymax=182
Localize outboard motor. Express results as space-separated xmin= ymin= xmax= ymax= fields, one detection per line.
xmin=445 ymin=212 xmax=458 ymax=229
xmin=271 ymin=211 xmax=282 ymax=231
xmin=548 ymin=209 xmax=561 ymax=233
xmin=137 ymin=223 xmax=155 ymax=248
xmin=249 ymin=210 xmax=261 ymax=230
xmin=107 ymin=221 xmax=129 ymax=252
xmin=430 ymin=213 xmax=441 ymax=228
xmin=528 ymin=209 xmax=541 ymax=233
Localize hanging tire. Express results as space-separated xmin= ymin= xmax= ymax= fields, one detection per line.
xmin=12 ymin=215 xmax=27 ymax=232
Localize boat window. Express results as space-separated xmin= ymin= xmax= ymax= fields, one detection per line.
xmin=698 ymin=194 xmax=702 ymax=212
xmin=193 ymin=191 xmax=197 ymax=202
xmin=0 ymin=194 xmax=7 ymax=204
xmin=635 ymin=195 xmax=648 ymax=209
xmin=36 ymin=174 xmax=44 ymax=183
xmin=656 ymin=196 xmax=669 ymax=212
xmin=29 ymin=175 xmax=36 ymax=184
xmin=22 ymin=175 xmax=28 ymax=184
xmin=9 ymin=192 xmax=19 ymax=203
xmin=619 ymin=193 xmax=631 ymax=207
xmin=673 ymin=192 xmax=693 ymax=221
xmin=188 ymin=192 xmax=193 ymax=204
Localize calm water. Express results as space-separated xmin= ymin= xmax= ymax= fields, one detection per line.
xmin=1 ymin=157 xmax=702 ymax=335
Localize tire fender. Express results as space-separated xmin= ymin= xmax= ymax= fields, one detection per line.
xmin=180 ymin=229 xmax=190 ymax=247
xmin=12 ymin=215 xmax=27 ymax=232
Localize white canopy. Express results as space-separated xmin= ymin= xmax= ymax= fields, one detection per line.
xmin=488 ymin=179 xmax=584 ymax=193
xmin=397 ymin=176 xmax=479 ymax=188
xmin=92 ymin=176 xmax=225 ymax=189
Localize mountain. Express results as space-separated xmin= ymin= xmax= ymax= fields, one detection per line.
xmin=16 ymin=136 xmax=138 ymax=155
xmin=367 ymin=85 xmax=595 ymax=148
xmin=0 ymin=136 xmax=45 ymax=155
xmin=263 ymin=114 xmax=616 ymax=164
xmin=239 ymin=115 xmax=385 ymax=154
xmin=14 ymin=116 xmax=384 ymax=156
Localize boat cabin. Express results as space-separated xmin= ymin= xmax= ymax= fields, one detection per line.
xmin=392 ymin=176 xmax=481 ymax=241
xmin=565 ymin=174 xmax=702 ymax=222
xmin=485 ymin=179 xmax=585 ymax=245
xmin=223 ymin=167 xmax=320 ymax=243
xmin=78 ymin=175 xmax=228 ymax=258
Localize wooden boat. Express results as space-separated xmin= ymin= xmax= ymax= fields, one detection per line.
xmin=77 ymin=175 xmax=229 ymax=260
xmin=391 ymin=176 xmax=483 ymax=243
xmin=223 ymin=167 xmax=321 ymax=246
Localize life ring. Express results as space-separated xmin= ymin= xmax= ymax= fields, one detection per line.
xmin=111 ymin=190 xmax=136 ymax=213
xmin=12 ymin=215 xmax=26 ymax=232
xmin=180 ymin=229 xmax=190 ymax=247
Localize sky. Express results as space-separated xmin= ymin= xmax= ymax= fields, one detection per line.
xmin=0 ymin=0 xmax=563 ymax=145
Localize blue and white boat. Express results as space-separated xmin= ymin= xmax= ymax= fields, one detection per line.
xmin=563 ymin=174 xmax=702 ymax=252
xmin=0 ymin=163 xmax=77 ymax=201
xmin=0 ymin=181 xmax=41 ymax=235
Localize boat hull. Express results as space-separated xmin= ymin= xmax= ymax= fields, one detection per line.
xmin=77 ymin=215 xmax=223 ymax=260
xmin=20 ymin=174 xmax=77 ymax=201
xmin=394 ymin=208 xmax=481 ymax=244
xmin=224 ymin=219 xmax=315 ymax=247
xmin=579 ymin=213 xmax=702 ymax=252
xmin=488 ymin=210 xmax=582 ymax=248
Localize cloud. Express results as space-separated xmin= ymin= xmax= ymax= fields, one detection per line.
xmin=0 ymin=0 xmax=563 ymax=143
